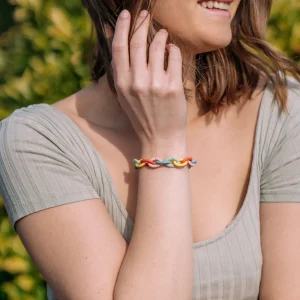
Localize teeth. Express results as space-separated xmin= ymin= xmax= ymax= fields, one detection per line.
xmin=207 ymin=1 xmax=213 ymax=8
xmin=214 ymin=1 xmax=220 ymax=8
xmin=200 ymin=1 xmax=230 ymax=10
xmin=219 ymin=2 xmax=229 ymax=9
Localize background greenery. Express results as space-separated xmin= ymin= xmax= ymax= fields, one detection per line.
xmin=0 ymin=0 xmax=299 ymax=298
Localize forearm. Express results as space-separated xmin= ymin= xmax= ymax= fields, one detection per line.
xmin=113 ymin=141 xmax=194 ymax=300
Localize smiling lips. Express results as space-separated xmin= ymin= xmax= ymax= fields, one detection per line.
xmin=198 ymin=1 xmax=232 ymax=10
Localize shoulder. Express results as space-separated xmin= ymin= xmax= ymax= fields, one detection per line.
xmin=277 ymin=76 xmax=300 ymax=135
xmin=285 ymin=77 xmax=300 ymax=136
xmin=1 ymin=104 xmax=58 ymax=138
xmin=261 ymin=75 xmax=300 ymax=117
xmin=0 ymin=104 xmax=85 ymax=179
xmin=0 ymin=105 xmax=50 ymax=156
xmin=259 ymin=75 xmax=300 ymax=133
xmin=283 ymin=76 xmax=300 ymax=118
xmin=258 ymin=76 xmax=300 ymax=168
xmin=0 ymin=104 xmax=69 ymax=168
xmin=0 ymin=104 xmax=101 ymax=232
xmin=0 ymin=103 xmax=80 ymax=153
xmin=0 ymin=103 xmax=100 ymax=183
xmin=257 ymin=76 xmax=300 ymax=166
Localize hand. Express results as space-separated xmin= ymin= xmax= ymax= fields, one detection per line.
xmin=111 ymin=9 xmax=187 ymax=147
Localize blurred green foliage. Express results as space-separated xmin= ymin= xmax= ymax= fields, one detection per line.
xmin=0 ymin=0 xmax=92 ymax=119
xmin=0 ymin=1 xmax=15 ymax=34
xmin=267 ymin=0 xmax=300 ymax=61
xmin=0 ymin=0 xmax=299 ymax=299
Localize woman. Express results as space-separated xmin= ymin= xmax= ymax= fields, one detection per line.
xmin=0 ymin=0 xmax=300 ymax=299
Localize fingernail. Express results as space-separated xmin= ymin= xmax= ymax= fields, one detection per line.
xmin=120 ymin=10 xmax=129 ymax=19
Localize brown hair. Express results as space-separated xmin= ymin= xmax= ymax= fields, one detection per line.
xmin=82 ymin=0 xmax=300 ymax=115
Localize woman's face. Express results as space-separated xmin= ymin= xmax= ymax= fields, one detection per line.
xmin=153 ymin=0 xmax=241 ymax=54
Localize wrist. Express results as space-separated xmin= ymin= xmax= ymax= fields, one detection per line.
xmin=141 ymin=139 xmax=188 ymax=158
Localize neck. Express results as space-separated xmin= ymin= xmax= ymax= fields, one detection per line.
xmin=76 ymin=61 xmax=203 ymax=132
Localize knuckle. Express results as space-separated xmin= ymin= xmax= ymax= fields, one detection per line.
xmin=130 ymin=40 xmax=145 ymax=49
xmin=149 ymin=41 xmax=164 ymax=53
xmin=112 ymin=43 xmax=125 ymax=53
xmin=131 ymin=82 xmax=148 ymax=94
xmin=167 ymin=82 xmax=181 ymax=94
xmin=168 ymin=55 xmax=182 ymax=63
xmin=150 ymin=82 xmax=165 ymax=95
xmin=114 ymin=78 xmax=127 ymax=91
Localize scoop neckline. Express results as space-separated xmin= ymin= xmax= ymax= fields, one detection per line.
xmin=28 ymin=84 xmax=269 ymax=248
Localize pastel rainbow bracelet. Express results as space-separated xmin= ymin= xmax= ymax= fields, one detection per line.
xmin=133 ymin=157 xmax=197 ymax=169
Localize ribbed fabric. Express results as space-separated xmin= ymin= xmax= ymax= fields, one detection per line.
xmin=0 ymin=78 xmax=299 ymax=300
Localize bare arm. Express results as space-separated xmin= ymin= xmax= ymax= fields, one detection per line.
xmin=259 ymin=92 xmax=300 ymax=299
xmin=111 ymin=8 xmax=194 ymax=300
xmin=15 ymin=199 xmax=129 ymax=300
xmin=259 ymin=202 xmax=300 ymax=299
xmin=113 ymin=142 xmax=194 ymax=300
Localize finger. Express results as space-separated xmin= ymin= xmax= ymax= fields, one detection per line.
xmin=166 ymin=44 xmax=183 ymax=79
xmin=148 ymin=29 xmax=169 ymax=76
xmin=111 ymin=10 xmax=131 ymax=76
xmin=129 ymin=10 xmax=150 ymax=74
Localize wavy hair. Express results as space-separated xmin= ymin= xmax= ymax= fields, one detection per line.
xmin=82 ymin=0 xmax=300 ymax=114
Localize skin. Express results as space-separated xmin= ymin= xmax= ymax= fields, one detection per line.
xmin=153 ymin=0 xmax=241 ymax=53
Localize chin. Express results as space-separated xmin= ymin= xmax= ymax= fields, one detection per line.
xmin=191 ymin=31 xmax=233 ymax=54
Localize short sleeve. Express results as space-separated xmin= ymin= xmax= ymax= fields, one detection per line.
xmin=260 ymin=84 xmax=300 ymax=203
xmin=0 ymin=115 xmax=100 ymax=232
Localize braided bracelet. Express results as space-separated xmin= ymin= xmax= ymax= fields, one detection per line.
xmin=133 ymin=157 xmax=197 ymax=169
